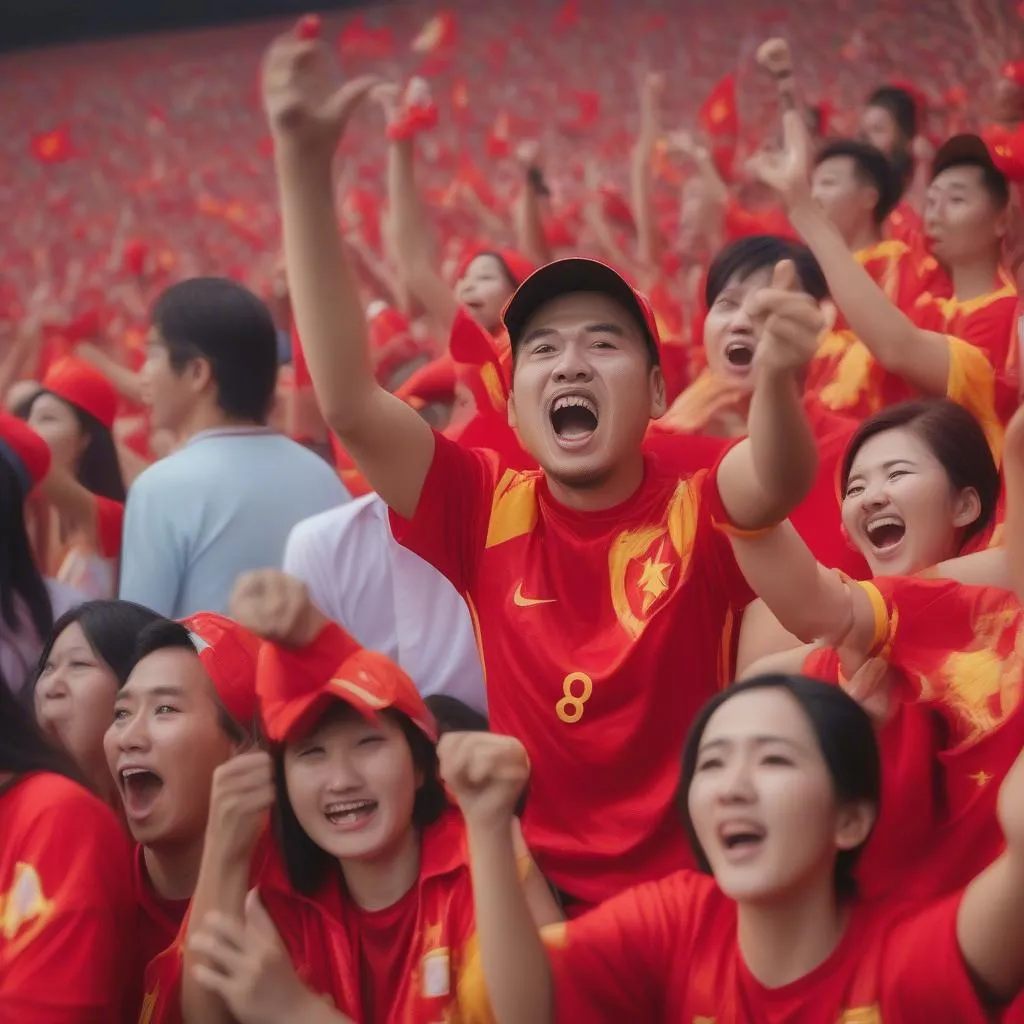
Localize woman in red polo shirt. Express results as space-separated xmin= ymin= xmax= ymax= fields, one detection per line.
xmin=177 ymin=570 xmax=560 ymax=1024
xmin=0 ymin=673 xmax=135 ymax=1021
xmin=450 ymin=673 xmax=1024 ymax=1023
xmin=24 ymin=356 xmax=126 ymax=598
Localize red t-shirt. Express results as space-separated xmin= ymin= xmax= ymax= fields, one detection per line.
xmin=0 ymin=771 xmax=135 ymax=1023
xmin=256 ymin=809 xmax=478 ymax=1023
xmin=127 ymin=844 xmax=188 ymax=1023
xmin=544 ymin=872 xmax=987 ymax=1022
xmin=390 ymin=433 xmax=753 ymax=906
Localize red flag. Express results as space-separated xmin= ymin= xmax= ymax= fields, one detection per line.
xmin=698 ymin=75 xmax=739 ymax=179
xmin=411 ymin=11 xmax=457 ymax=54
xmin=30 ymin=126 xmax=74 ymax=164
xmin=698 ymin=75 xmax=739 ymax=138
xmin=452 ymin=78 xmax=471 ymax=126
xmin=485 ymin=112 xmax=512 ymax=159
xmin=554 ymin=0 xmax=582 ymax=32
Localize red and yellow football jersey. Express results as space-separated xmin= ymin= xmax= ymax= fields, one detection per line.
xmin=461 ymin=872 xmax=987 ymax=1022
xmin=390 ymin=433 xmax=754 ymax=906
xmin=852 ymin=576 xmax=1024 ymax=902
xmin=0 ymin=772 xmax=135 ymax=1023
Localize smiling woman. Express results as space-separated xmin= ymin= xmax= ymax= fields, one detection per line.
xmin=31 ymin=599 xmax=162 ymax=806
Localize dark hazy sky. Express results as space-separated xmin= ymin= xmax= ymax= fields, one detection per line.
xmin=0 ymin=0 xmax=369 ymax=53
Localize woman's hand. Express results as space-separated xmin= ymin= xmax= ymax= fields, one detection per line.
xmin=190 ymin=890 xmax=332 ymax=1024
xmin=205 ymin=751 xmax=275 ymax=865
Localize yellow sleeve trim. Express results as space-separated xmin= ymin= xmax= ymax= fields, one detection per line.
xmin=712 ymin=518 xmax=784 ymax=541
xmin=854 ymin=580 xmax=891 ymax=657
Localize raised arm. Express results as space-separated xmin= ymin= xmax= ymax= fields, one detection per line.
xmin=513 ymin=141 xmax=553 ymax=267
xmin=1005 ymin=406 xmax=1024 ymax=601
xmin=716 ymin=259 xmax=821 ymax=530
xmin=440 ymin=732 xmax=553 ymax=1024
xmin=382 ymin=82 xmax=461 ymax=337
xmin=752 ymin=40 xmax=952 ymax=397
xmin=631 ymin=72 xmax=665 ymax=276
xmin=264 ymin=25 xmax=434 ymax=518
xmin=956 ymin=743 xmax=1024 ymax=1004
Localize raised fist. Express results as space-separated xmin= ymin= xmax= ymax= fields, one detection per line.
xmin=746 ymin=260 xmax=827 ymax=374
xmin=261 ymin=20 xmax=380 ymax=157
xmin=229 ymin=570 xmax=326 ymax=648
xmin=438 ymin=732 xmax=531 ymax=829
xmin=206 ymin=751 xmax=275 ymax=864
xmin=756 ymin=38 xmax=793 ymax=78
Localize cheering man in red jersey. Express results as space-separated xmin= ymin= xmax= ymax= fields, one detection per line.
xmin=263 ymin=21 xmax=826 ymax=912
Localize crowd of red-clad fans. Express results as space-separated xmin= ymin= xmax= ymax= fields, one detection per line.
xmin=5 ymin=0 xmax=1024 ymax=1020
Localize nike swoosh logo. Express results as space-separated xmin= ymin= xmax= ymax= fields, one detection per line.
xmin=513 ymin=582 xmax=557 ymax=607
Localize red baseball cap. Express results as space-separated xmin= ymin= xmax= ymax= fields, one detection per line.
xmin=0 ymin=411 xmax=51 ymax=495
xmin=180 ymin=612 xmax=260 ymax=729
xmin=257 ymin=622 xmax=437 ymax=745
xmin=42 ymin=356 xmax=118 ymax=430
xmin=501 ymin=257 xmax=663 ymax=364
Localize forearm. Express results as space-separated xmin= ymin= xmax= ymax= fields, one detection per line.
xmin=958 ymin=850 xmax=1024 ymax=1002
xmin=729 ymin=525 xmax=853 ymax=643
xmin=740 ymin=367 xmax=817 ymax=527
xmin=74 ymin=343 xmax=144 ymax=404
xmin=514 ymin=176 xmax=551 ymax=266
xmin=1006 ymin=446 xmax=1024 ymax=602
xmin=788 ymin=200 xmax=948 ymax=393
xmin=387 ymin=140 xmax=457 ymax=328
xmin=925 ymin=547 xmax=1010 ymax=590
xmin=182 ymin=844 xmax=251 ymax=1024
xmin=631 ymin=140 xmax=660 ymax=269
xmin=466 ymin=822 xmax=553 ymax=1024
xmin=275 ymin=146 xmax=378 ymax=436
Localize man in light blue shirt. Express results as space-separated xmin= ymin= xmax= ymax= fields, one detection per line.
xmin=119 ymin=277 xmax=348 ymax=618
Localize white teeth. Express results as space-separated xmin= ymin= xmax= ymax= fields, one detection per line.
xmin=866 ymin=515 xmax=903 ymax=530
xmin=552 ymin=394 xmax=597 ymax=416
xmin=325 ymin=800 xmax=375 ymax=815
xmin=121 ymin=768 xmax=151 ymax=779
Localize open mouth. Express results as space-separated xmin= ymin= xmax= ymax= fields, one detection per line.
xmin=550 ymin=393 xmax=599 ymax=444
xmin=325 ymin=798 xmax=378 ymax=828
xmin=724 ymin=340 xmax=755 ymax=368
xmin=864 ymin=514 xmax=906 ymax=552
xmin=719 ymin=822 xmax=766 ymax=858
xmin=120 ymin=768 xmax=164 ymax=817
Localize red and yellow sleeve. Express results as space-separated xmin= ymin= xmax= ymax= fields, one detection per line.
xmin=880 ymin=893 xmax=990 ymax=1021
xmin=0 ymin=776 xmax=135 ymax=1023
xmin=863 ymin=577 xmax=1023 ymax=744
xmin=387 ymin=429 xmax=500 ymax=593
xmin=137 ymin=939 xmax=185 ymax=1024
xmin=944 ymin=337 xmax=1004 ymax=462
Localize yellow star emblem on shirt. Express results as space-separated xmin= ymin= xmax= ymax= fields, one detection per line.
xmin=970 ymin=770 xmax=993 ymax=787
xmin=638 ymin=543 xmax=673 ymax=613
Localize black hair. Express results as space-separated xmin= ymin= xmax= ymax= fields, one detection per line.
xmin=679 ymin=674 xmax=880 ymax=902
xmin=424 ymin=695 xmax=489 ymax=734
xmin=11 ymin=386 xmax=43 ymax=421
xmin=273 ymin=706 xmax=449 ymax=896
xmin=705 ymin=236 xmax=829 ymax=308
xmin=0 ymin=456 xmax=53 ymax=669
xmin=814 ymin=139 xmax=902 ymax=224
xmin=150 ymin=277 xmax=279 ymax=424
xmin=131 ymin=618 xmax=248 ymax=744
xmin=32 ymin=600 xmax=163 ymax=696
xmin=932 ymin=155 xmax=1010 ymax=209
xmin=27 ymin=392 xmax=126 ymax=503
xmin=0 ymin=671 xmax=84 ymax=783
xmin=840 ymin=399 xmax=1000 ymax=550
xmin=865 ymin=86 xmax=918 ymax=143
